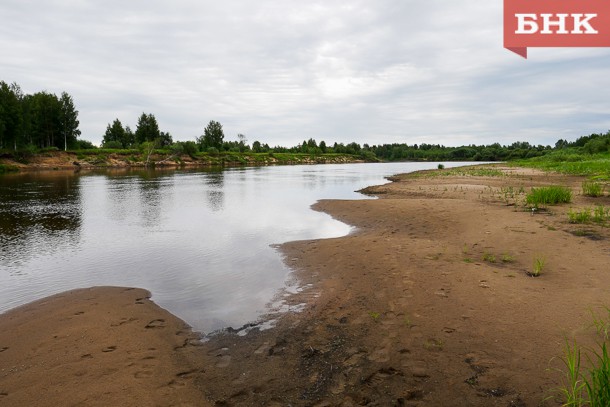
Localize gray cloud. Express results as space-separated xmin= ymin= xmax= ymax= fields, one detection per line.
xmin=2 ymin=0 xmax=609 ymax=147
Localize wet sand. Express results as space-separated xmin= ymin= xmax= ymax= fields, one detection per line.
xmin=1 ymin=165 xmax=609 ymax=406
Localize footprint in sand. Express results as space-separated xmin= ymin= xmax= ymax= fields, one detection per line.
xmin=134 ymin=370 xmax=153 ymax=379
xmin=102 ymin=346 xmax=117 ymax=353
xmin=0 ymin=347 xmax=8 ymax=353
xmin=145 ymin=319 xmax=166 ymax=329
xmin=216 ymin=355 xmax=231 ymax=368
xmin=212 ymin=347 xmax=232 ymax=368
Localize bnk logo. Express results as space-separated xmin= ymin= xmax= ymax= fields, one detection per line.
xmin=504 ymin=0 xmax=610 ymax=58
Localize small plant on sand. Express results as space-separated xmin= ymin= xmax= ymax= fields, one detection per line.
xmin=569 ymin=208 xmax=592 ymax=224
xmin=369 ymin=311 xmax=381 ymax=321
xmin=590 ymin=307 xmax=610 ymax=341
xmin=482 ymin=252 xmax=496 ymax=263
xmin=526 ymin=186 xmax=572 ymax=208
xmin=424 ymin=338 xmax=444 ymax=351
xmin=501 ymin=253 xmax=515 ymax=263
xmin=437 ymin=163 xmax=445 ymax=170
xmin=529 ymin=255 xmax=545 ymax=277
xmin=592 ymin=205 xmax=610 ymax=225
xmin=569 ymin=206 xmax=610 ymax=226
xmin=582 ymin=180 xmax=605 ymax=197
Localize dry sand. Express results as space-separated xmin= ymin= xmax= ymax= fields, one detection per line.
xmin=1 ymin=165 xmax=609 ymax=406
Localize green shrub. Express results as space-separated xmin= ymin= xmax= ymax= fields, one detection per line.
xmin=526 ymin=186 xmax=572 ymax=207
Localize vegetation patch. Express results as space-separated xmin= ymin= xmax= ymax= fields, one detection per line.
xmin=0 ymin=164 xmax=19 ymax=174
xmin=528 ymin=255 xmax=545 ymax=277
xmin=558 ymin=309 xmax=610 ymax=407
xmin=526 ymin=186 xmax=572 ymax=207
xmin=568 ymin=206 xmax=610 ymax=226
xmin=582 ymin=181 xmax=606 ymax=197
xmin=412 ymin=166 xmax=505 ymax=179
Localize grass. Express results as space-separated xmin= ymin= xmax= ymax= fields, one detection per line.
xmin=569 ymin=206 xmax=610 ymax=226
xmin=591 ymin=307 xmax=610 ymax=341
xmin=558 ymin=307 xmax=610 ymax=406
xmin=424 ymin=338 xmax=444 ymax=351
xmin=582 ymin=181 xmax=606 ymax=197
xmin=501 ymin=253 xmax=515 ymax=263
xmin=559 ymin=341 xmax=610 ymax=406
xmin=529 ymin=255 xmax=545 ymax=277
xmin=513 ymin=152 xmax=610 ymax=179
xmin=526 ymin=186 xmax=572 ymax=207
xmin=569 ymin=208 xmax=593 ymax=224
xmin=482 ymin=252 xmax=496 ymax=263
xmin=369 ymin=311 xmax=381 ymax=321
xmin=413 ymin=166 xmax=505 ymax=178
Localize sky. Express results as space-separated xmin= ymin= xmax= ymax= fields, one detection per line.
xmin=1 ymin=0 xmax=609 ymax=148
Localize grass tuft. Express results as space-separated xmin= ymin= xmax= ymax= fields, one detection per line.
xmin=582 ymin=181 xmax=606 ymax=197
xmin=526 ymin=186 xmax=572 ymax=207
xmin=530 ymin=255 xmax=545 ymax=277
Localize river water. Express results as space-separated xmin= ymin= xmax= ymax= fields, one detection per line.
xmin=0 ymin=162 xmax=475 ymax=333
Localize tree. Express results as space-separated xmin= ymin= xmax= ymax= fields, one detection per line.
xmin=0 ymin=81 xmax=23 ymax=150
xmin=103 ymin=119 xmax=126 ymax=147
xmin=59 ymin=92 xmax=80 ymax=151
xmin=134 ymin=113 xmax=160 ymax=145
xmin=158 ymin=131 xmax=173 ymax=147
xmin=252 ymin=140 xmax=262 ymax=153
xmin=28 ymin=91 xmax=62 ymax=149
xmin=198 ymin=120 xmax=224 ymax=151
xmin=319 ymin=140 xmax=327 ymax=153
xmin=237 ymin=133 xmax=247 ymax=152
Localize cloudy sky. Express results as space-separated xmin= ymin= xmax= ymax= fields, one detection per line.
xmin=2 ymin=1 xmax=609 ymax=148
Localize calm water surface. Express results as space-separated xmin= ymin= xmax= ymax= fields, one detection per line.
xmin=0 ymin=162 xmax=474 ymax=333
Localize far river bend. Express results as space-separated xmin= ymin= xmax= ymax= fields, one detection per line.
xmin=0 ymin=162 xmax=478 ymax=334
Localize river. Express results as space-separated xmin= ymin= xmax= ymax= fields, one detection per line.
xmin=0 ymin=162 xmax=476 ymax=333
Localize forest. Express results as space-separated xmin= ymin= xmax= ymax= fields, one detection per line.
xmin=2 ymin=80 xmax=610 ymax=163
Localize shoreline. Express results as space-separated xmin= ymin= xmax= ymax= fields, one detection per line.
xmin=1 ymin=165 xmax=609 ymax=406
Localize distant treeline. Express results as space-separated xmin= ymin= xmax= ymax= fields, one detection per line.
xmin=2 ymin=80 xmax=610 ymax=161
xmin=0 ymin=81 xmax=82 ymax=151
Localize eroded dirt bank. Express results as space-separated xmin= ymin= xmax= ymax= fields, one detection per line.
xmin=1 ymin=165 xmax=609 ymax=406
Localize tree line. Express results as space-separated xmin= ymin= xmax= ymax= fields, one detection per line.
xmin=3 ymin=80 xmax=609 ymax=162
xmin=0 ymin=81 xmax=81 ymax=151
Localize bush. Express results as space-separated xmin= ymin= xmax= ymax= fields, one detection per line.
xmin=102 ymin=140 xmax=123 ymax=149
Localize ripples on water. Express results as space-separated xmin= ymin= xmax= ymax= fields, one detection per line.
xmin=0 ymin=162 xmax=474 ymax=333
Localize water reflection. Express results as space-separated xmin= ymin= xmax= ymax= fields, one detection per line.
xmin=204 ymin=170 xmax=225 ymax=211
xmin=0 ymin=171 xmax=82 ymax=271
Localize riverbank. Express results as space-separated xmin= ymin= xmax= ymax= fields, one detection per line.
xmin=1 ymin=165 xmax=609 ymax=406
xmin=0 ymin=150 xmax=366 ymax=171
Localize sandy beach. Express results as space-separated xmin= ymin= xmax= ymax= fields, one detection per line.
xmin=1 ymin=165 xmax=609 ymax=406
